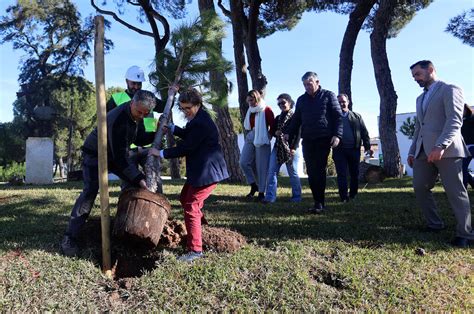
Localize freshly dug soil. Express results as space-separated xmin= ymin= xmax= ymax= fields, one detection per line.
xmin=78 ymin=217 xmax=246 ymax=279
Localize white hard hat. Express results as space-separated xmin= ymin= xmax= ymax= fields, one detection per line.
xmin=125 ymin=65 xmax=146 ymax=82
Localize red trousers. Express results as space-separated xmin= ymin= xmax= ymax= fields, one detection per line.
xmin=180 ymin=182 xmax=217 ymax=252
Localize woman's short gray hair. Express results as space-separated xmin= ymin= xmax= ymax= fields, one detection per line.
xmin=132 ymin=90 xmax=156 ymax=111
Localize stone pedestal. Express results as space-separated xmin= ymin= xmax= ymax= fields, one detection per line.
xmin=25 ymin=137 xmax=54 ymax=184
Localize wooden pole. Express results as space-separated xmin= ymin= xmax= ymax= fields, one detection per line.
xmin=94 ymin=15 xmax=112 ymax=278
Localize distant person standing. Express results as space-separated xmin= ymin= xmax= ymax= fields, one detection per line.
xmin=286 ymin=71 xmax=343 ymax=213
xmin=407 ymin=60 xmax=473 ymax=248
xmin=332 ymin=94 xmax=371 ymax=203
xmin=239 ymin=90 xmax=275 ymax=202
xmin=461 ymin=103 xmax=474 ymax=189
xmin=263 ymin=93 xmax=302 ymax=203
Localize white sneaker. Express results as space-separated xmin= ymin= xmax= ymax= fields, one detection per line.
xmin=178 ymin=251 xmax=203 ymax=262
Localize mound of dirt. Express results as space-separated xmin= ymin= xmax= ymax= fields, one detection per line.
xmin=202 ymin=225 xmax=247 ymax=253
xmin=158 ymin=220 xmax=187 ymax=248
xmin=158 ymin=220 xmax=247 ymax=253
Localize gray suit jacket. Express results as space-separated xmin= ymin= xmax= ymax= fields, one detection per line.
xmin=408 ymin=80 xmax=469 ymax=158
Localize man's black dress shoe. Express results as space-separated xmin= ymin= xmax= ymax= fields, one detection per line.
xmin=450 ymin=237 xmax=471 ymax=248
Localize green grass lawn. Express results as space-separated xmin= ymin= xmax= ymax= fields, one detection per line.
xmin=0 ymin=177 xmax=472 ymax=311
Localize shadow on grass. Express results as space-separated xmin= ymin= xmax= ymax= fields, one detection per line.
xmin=0 ymin=177 xmax=471 ymax=264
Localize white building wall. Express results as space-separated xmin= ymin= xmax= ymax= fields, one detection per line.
xmin=384 ymin=111 xmax=473 ymax=177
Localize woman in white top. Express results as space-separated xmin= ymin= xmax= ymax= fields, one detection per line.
xmin=239 ymin=89 xmax=275 ymax=202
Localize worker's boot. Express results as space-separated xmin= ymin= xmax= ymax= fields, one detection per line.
xmin=60 ymin=234 xmax=79 ymax=257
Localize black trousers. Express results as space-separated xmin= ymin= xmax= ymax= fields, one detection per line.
xmin=302 ymin=137 xmax=331 ymax=206
xmin=332 ymin=147 xmax=361 ymax=201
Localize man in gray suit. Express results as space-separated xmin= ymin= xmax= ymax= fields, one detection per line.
xmin=407 ymin=60 xmax=473 ymax=248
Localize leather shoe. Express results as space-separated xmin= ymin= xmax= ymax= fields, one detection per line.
xmin=308 ymin=203 xmax=325 ymax=214
xmin=450 ymin=237 xmax=471 ymax=248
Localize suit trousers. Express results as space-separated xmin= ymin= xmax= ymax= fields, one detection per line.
xmin=332 ymin=147 xmax=361 ymax=201
xmin=413 ymin=150 xmax=473 ymax=239
xmin=302 ymin=137 xmax=331 ymax=207
xmin=180 ymin=182 xmax=217 ymax=252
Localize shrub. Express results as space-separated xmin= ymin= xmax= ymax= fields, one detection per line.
xmin=0 ymin=162 xmax=26 ymax=182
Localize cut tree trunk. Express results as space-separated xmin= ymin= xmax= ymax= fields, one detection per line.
xmin=113 ymin=188 xmax=171 ymax=247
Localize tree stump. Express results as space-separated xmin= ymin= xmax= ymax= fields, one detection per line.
xmin=113 ymin=188 xmax=171 ymax=247
xmin=358 ymin=162 xmax=386 ymax=184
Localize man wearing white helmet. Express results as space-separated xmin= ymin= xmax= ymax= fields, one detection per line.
xmin=107 ymin=65 xmax=147 ymax=111
xmin=106 ymin=66 xmax=164 ymax=174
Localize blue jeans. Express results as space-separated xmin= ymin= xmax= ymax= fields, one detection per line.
xmin=332 ymin=147 xmax=361 ymax=201
xmin=264 ymin=148 xmax=302 ymax=202
xmin=462 ymin=146 xmax=474 ymax=189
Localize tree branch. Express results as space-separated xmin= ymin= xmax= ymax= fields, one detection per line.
xmin=126 ymin=0 xmax=141 ymax=6
xmin=90 ymin=0 xmax=153 ymax=37
xmin=217 ymin=0 xmax=231 ymax=18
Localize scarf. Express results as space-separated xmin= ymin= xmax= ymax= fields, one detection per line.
xmin=275 ymin=109 xmax=294 ymax=164
xmin=244 ymin=100 xmax=270 ymax=147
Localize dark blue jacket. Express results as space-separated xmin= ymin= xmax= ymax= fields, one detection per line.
xmin=82 ymin=102 xmax=154 ymax=185
xmin=287 ymin=86 xmax=343 ymax=146
xmin=163 ymin=107 xmax=229 ymax=187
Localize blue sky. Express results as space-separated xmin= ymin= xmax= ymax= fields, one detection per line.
xmin=0 ymin=0 xmax=472 ymax=136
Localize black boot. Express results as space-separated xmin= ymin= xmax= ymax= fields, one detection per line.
xmin=256 ymin=192 xmax=265 ymax=202
xmin=246 ymin=183 xmax=258 ymax=199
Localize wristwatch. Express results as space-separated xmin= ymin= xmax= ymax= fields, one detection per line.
xmin=435 ymin=143 xmax=447 ymax=149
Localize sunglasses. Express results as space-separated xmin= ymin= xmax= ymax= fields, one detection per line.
xmin=277 ymin=101 xmax=287 ymax=106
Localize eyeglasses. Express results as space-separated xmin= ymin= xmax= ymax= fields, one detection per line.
xmin=277 ymin=101 xmax=286 ymax=106
xmin=179 ymin=105 xmax=194 ymax=112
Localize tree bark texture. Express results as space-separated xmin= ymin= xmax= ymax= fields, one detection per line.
xmin=165 ymin=111 xmax=181 ymax=179
xmin=145 ymin=84 xmax=180 ymax=193
xmin=198 ymin=0 xmax=245 ymax=183
xmin=244 ymin=0 xmax=268 ymax=93
xmin=229 ymin=0 xmax=250 ymax=124
xmin=370 ymin=0 xmax=401 ymax=177
xmin=338 ymin=0 xmax=376 ymax=110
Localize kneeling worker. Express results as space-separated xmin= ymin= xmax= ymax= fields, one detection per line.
xmin=60 ymin=90 xmax=157 ymax=257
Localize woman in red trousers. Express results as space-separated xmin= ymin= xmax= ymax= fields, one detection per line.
xmin=150 ymin=88 xmax=229 ymax=262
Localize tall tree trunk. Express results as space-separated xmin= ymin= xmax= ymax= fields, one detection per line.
xmin=338 ymin=0 xmax=376 ymax=110
xmin=370 ymin=0 xmax=401 ymax=177
xmin=198 ymin=0 xmax=244 ymax=183
xmin=229 ymin=0 xmax=250 ymax=123
xmin=58 ymin=156 xmax=66 ymax=179
xmin=244 ymin=0 xmax=267 ymax=93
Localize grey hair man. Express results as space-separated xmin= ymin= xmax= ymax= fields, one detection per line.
xmin=60 ymin=89 xmax=157 ymax=256
xmin=285 ymin=71 xmax=343 ymax=213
